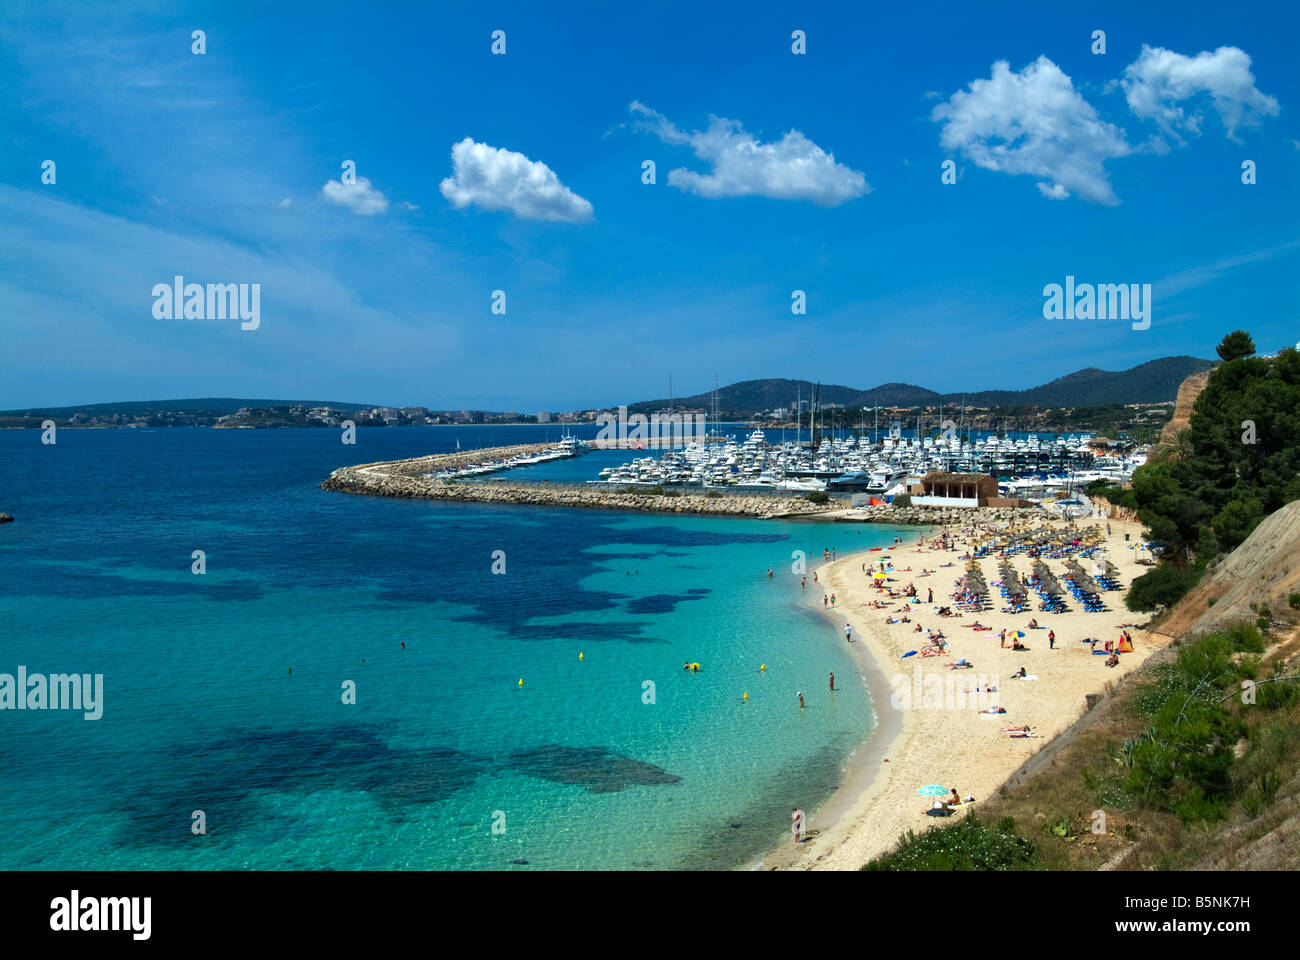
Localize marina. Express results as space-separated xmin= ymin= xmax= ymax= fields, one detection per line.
xmin=575 ymin=423 xmax=1146 ymax=504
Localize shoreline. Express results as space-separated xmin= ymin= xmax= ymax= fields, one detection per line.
xmin=751 ymin=515 xmax=1172 ymax=871
xmin=746 ymin=564 xmax=914 ymax=870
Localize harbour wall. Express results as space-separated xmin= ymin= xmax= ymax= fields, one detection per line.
xmin=321 ymin=445 xmax=1047 ymax=525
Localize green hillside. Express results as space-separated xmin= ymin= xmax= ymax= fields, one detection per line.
xmin=628 ymin=357 xmax=1215 ymax=417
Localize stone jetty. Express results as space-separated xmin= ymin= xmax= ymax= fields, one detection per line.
xmin=320 ymin=445 xmax=1044 ymax=525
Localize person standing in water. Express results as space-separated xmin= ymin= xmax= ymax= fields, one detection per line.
xmin=798 ymin=691 xmax=805 ymax=709
xmin=801 ymin=575 xmax=807 ymax=590
xmin=829 ymin=672 xmax=835 ymax=691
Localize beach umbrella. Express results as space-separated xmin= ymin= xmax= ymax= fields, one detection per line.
xmin=917 ymin=784 xmax=948 ymax=797
xmin=1013 ymin=630 xmax=1025 ymax=638
xmin=872 ymin=572 xmax=887 ymax=579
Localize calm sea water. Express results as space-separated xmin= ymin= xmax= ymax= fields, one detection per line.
xmin=0 ymin=426 xmax=905 ymax=870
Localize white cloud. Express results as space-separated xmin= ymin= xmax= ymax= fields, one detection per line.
xmin=276 ymin=197 xmax=292 ymax=210
xmin=629 ymin=102 xmax=869 ymax=206
xmin=321 ymin=176 xmax=388 ymax=216
xmin=931 ymin=57 xmax=1131 ymax=205
xmin=1121 ymin=45 xmax=1280 ymax=143
xmin=439 ymin=138 xmax=593 ymax=222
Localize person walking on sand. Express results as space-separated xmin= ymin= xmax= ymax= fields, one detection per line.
xmin=830 ymin=593 xmax=837 ymax=607
xmin=1048 ymin=629 xmax=1055 ymax=649
xmin=927 ymin=587 xmax=933 ymax=604
xmin=844 ymin=623 xmax=852 ymax=643
xmin=792 ymin=807 xmax=805 ymax=845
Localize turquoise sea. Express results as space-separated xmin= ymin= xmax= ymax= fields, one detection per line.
xmin=0 ymin=426 xmax=906 ymax=869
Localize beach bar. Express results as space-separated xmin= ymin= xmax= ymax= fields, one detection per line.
xmin=909 ymin=471 xmax=999 ymax=508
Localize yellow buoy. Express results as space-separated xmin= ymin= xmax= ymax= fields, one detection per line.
xmin=518 ymin=678 xmax=524 ymax=687
xmin=579 ymin=652 xmax=584 ymax=661
xmin=743 ymin=692 xmax=749 ymax=701
xmin=760 ymin=664 xmax=766 ymax=671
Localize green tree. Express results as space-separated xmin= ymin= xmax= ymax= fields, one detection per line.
xmin=1216 ymin=330 xmax=1256 ymax=362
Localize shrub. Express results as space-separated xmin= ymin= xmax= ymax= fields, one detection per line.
xmin=861 ymin=814 xmax=1040 ymax=871
xmin=1125 ymin=563 xmax=1204 ymax=611
xmin=1289 ymin=593 xmax=1300 ymax=610
xmin=892 ymin=493 xmax=912 ymax=507
xmin=805 ymin=490 xmax=830 ymax=505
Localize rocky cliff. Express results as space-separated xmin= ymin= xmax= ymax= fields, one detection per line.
xmin=1158 ymin=499 xmax=1300 ymax=638
xmin=1158 ymin=368 xmax=1214 ymax=448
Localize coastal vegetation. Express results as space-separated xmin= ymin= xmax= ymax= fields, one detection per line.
xmin=1089 ymin=332 xmax=1300 ymax=613
xmin=861 ymin=814 xmax=1040 ymax=871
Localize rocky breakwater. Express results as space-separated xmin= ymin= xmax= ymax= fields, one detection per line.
xmin=352 ymin=443 xmax=559 ymax=479
xmin=842 ymin=504 xmax=1047 ymax=526
xmin=321 ymin=451 xmax=839 ymax=518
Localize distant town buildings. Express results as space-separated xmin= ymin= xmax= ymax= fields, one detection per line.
xmin=537 ymin=411 xmax=551 ymax=423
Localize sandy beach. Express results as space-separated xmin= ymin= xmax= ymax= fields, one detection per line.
xmin=759 ymin=514 xmax=1173 ymax=871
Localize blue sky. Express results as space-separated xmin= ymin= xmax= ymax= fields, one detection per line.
xmin=2 ymin=0 xmax=1297 ymax=410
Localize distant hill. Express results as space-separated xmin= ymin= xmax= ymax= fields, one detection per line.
xmin=0 ymin=397 xmax=378 ymax=417
xmin=948 ymin=357 xmax=1217 ymax=407
xmin=628 ymin=357 xmax=1215 ymax=416
xmin=628 ymin=379 xmax=940 ymax=415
